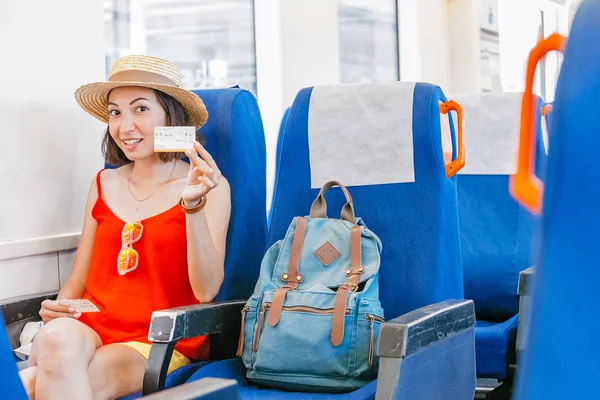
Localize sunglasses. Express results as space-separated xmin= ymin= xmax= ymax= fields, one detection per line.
xmin=118 ymin=222 xmax=143 ymax=275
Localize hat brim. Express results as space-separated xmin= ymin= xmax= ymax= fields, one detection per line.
xmin=74 ymin=81 xmax=208 ymax=129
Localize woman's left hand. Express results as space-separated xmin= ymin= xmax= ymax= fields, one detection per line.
xmin=182 ymin=141 xmax=222 ymax=206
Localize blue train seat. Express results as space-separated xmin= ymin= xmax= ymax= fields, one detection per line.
xmin=170 ymin=82 xmax=476 ymax=399
xmin=450 ymin=92 xmax=546 ymax=392
xmin=189 ymin=88 xmax=267 ymax=303
xmin=267 ymin=107 xmax=291 ymax=230
xmin=512 ymin=1 xmax=600 ymax=398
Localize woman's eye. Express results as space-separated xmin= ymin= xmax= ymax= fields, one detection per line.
xmin=135 ymin=106 xmax=148 ymax=112
xmin=109 ymin=109 xmax=119 ymax=116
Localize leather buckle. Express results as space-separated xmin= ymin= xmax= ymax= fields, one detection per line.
xmin=342 ymin=283 xmax=358 ymax=293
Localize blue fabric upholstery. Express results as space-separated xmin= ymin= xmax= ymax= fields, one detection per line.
xmin=267 ymin=107 xmax=290 ymax=230
xmin=187 ymin=359 xmax=377 ymax=400
xmin=474 ymin=315 xmax=518 ymax=380
xmin=514 ymin=2 xmax=600 ymax=398
xmin=117 ymin=87 xmax=267 ymax=399
xmin=459 ymin=176 xmax=538 ymax=322
xmin=0 ymin=313 xmax=27 ymax=399
xmin=183 ymin=82 xmax=466 ymax=398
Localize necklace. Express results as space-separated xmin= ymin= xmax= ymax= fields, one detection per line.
xmin=128 ymin=160 xmax=177 ymax=202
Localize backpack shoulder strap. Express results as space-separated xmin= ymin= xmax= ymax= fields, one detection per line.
xmin=267 ymin=216 xmax=308 ymax=327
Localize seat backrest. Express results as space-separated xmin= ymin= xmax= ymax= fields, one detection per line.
xmin=268 ymin=82 xmax=464 ymax=320
xmin=515 ymin=2 xmax=600 ymax=398
xmin=268 ymin=107 xmax=291 ymax=230
xmin=106 ymin=88 xmax=267 ymax=301
xmin=453 ymin=92 xmax=546 ymax=321
xmin=0 ymin=313 xmax=27 ymax=399
xmin=191 ymin=88 xmax=266 ymax=301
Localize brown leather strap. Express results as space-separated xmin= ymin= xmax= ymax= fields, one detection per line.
xmin=283 ymin=217 xmax=308 ymax=287
xmin=267 ymin=287 xmax=291 ymax=327
xmin=309 ymin=180 xmax=355 ymax=223
xmin=331 ymin=225 xmax=364 ymax=346
xmin=269 ymin=217 xmax=308 ymax=327
xmin=348 ymin=226 xmax=363 ymax=287
xmin=331 ymin=285 xmax=351 ymax=346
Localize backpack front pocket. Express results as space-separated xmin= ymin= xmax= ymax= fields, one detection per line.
xmin=237 ymin=294 xmax=260 ymax=368
xmin=252 ymin=302 xmax=355 ymax=378
xmin=353 ymin=300 xmax=384 ymax=378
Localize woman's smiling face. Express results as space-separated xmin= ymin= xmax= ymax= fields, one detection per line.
xmin=107 ymin=87 xmax=167 ymax=161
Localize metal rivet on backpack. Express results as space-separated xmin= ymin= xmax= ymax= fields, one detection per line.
xmin=358 ymin=267 xmax=365 ymax=273
xmin=296 ymin=275 xmax=302 ymax=281
xmin=282 ymin=273 xmax=289 ymax=280
xmin=345 ymin=269 xmax=351 ymax=275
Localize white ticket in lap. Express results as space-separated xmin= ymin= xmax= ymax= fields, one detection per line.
xmin=154 ymin=126 xmax=196 ymax=152
xmin=57 ymin=299 xmax=100 ymax=313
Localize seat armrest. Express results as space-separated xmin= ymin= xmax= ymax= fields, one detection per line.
xmin=376 ymin=299 xmax=476 ymax=400
xmin=142 ymin=378 xmax=240 ymax=400
xmin=378 ymin=299 xmax=475 ymax=359
xmin=0 ymin=292 xmax=57 ymax=325
xmin=517 ymin=267 xmax=534 ymax=296
xmin=0 ymin=292 xmax=57 ymax=349
xmin=143 ymin=300 xmax=246 ymax=396
xmin=517 ymin=267 xmax=535 ymax=356
xmin=148 ymin=300 xmax=246 ymax=343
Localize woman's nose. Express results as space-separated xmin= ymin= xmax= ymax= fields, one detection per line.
xmin=119 ymin=115 xmax=135 ymax=134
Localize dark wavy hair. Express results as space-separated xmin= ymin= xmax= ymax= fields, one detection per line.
xmin=102 ymin=89 xmax=206 ymax=166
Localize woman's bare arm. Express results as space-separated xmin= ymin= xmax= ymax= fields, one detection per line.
xmin=185 ymin=177 xmax=230 ymax=302
xmin=57 ymin=177 xmax=99 ymax=300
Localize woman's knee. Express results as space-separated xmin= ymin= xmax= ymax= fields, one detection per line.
xmin=34 ymin=318 xmax=99 ymax=370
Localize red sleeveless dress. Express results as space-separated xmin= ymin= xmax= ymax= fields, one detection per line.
xmin=78 ymin=170 xmax=209 ymax=361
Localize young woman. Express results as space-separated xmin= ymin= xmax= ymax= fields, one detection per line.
xmin=19 ymin=54 xmax=231 ymax=400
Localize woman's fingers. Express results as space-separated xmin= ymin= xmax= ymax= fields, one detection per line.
xmin=40 ymin=310 xmax=81 ymax=323
xmin=193 ymin=141 xmax=220 ymax=173
xmin=39 ymin=300 xmax=82 ymax=323
xmin=41 ymin=299 xmax=72 ymax=313
xmin=198 ymin=176 xmax=216 ymax=188
xmin=192 ymin=164 xmax=213 ymax=175
xmin=186 ymin=149 xmax=213 ymax=171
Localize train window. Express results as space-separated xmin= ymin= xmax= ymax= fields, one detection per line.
xmin=103 ymin=0 xmax=257 ymax=94
xmin=338 ymin=0 xmax=399 ymax=83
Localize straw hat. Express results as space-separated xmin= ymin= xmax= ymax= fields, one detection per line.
xmin=74 ymin=54 xmax=208 ymax=129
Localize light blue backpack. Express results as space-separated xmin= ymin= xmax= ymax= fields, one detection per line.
xmin=236 ymin=181 xmax=384 ymax=392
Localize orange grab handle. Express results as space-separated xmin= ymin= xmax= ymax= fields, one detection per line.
xmin=542 ymin=104 xmax=553 ymax=116
xmin=440 ymin=100 xmax=465 ymax=178
xmin=510 ymin=33 xmax=567 ymax=214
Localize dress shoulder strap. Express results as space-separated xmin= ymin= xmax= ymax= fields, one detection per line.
xmin=96 ymin=169 xmax=106 ymax=199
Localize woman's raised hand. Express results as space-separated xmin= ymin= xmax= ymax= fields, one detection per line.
xmin=182 ymin=141 xmax=222 ymax=206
